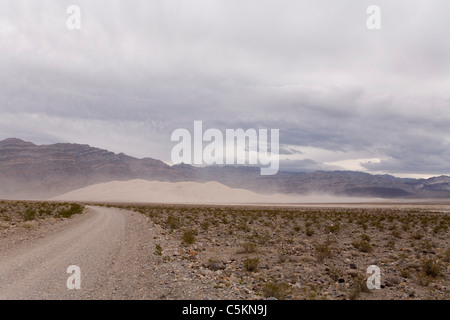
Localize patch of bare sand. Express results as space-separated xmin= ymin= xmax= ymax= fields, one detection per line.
xmin=50 ymin=179 xmax=382 ymax=204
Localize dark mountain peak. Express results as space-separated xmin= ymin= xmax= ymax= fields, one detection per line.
xmin=426 ymin=175 xmax=450 ymax=182
xmin=0 ymin=138 xmax=179 ymax=199
xmin=0 ymin=138 xmax=36 ymax=148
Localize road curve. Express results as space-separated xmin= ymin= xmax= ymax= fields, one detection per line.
xmin=0 ymin=206 xmax=127 ymax=300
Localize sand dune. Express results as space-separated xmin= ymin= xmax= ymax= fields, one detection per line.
xmin=51 ymin=179 xmax=293 ymax=204
xmin=51 ymin=179 xmax=384 ymax=204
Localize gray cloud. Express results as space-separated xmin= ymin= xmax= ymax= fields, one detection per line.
xmin=0 ymin=0 xmax=449 ymax=176
xmin=280 ymin=159 xmax=344 ymax=172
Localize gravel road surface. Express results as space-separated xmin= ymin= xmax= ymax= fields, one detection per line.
xmin=0 ymin=206 xmax=131 ymax=299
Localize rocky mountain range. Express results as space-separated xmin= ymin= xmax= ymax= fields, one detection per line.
xmin=0 ymin=138 xmax=449 ymax=200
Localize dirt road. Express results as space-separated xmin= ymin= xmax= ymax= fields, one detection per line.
xmin=0 ymin=205 xmax=250 ymax=300
xmin=0 ymin=206 xmax=138 ymax=299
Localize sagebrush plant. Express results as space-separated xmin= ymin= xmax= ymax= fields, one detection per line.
xmin=23 ymin=207 xmax=36 ymax=221
xmin=241 ymin=242 xmax=257 ymax=253
xmin=348 ymin=274 xmax=371 ymax=300
xmin=325 ymin=223 xmax=340 ymax=234
xmin=411 ymin=232 xmax=423 ymax=240
xmin=57 ymin=204 xmax=84 ymax=218
xmin=154 ymin=244 xmax=163 ymax=256
xmin=305 ymin=226 xmax=315 ymax=237
xmin=328 ymin=266 xmax=344 ymax=282
xmin=421 ymin=258 xmax=442 ymax=278
xmin=386 ymin=239 xmax=396 ymax=249
xmin=442 ymin=248 xmax=450 ymax=262
xmin=301 ymin=284 xmax=327 ymax=300
xmin=166 ymin=214 xmax=182 ymax=229
xmin=400 ymin=268 xmax=410 ymax=279
xmin=352 ymin=235 xmax=373 ymax=253
xmin=262 ymin=281 xmax=291 ymax=300
xmin=315 ymin=243 xmax=333 ymax=262
xmin=200 ymin=220 xmax=210 ymax=230
xmin=182 ymin=229 xmax=196 ymax=245
xmin=391 ymin=229 xmax=402 ymax=239
xmin=243 ymin=258 xmax=260 ymax=272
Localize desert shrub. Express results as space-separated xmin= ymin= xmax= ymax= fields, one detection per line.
xmin=277 ymin=248 xmax=289 ymax=263
xmin=237 ymin=222 xmax=250 ymax=232
xmin=23 ymin=208 xmax=36 ymax=221
xmin=182 ymin=229 xmax=196 ymax=245
xmin=243 ymin=258 xmax=260 ymax=272
xmin=241 ymin=242 xmax=257 ymax=253
xmin=417 ymin=273 xmax=431 ymax=286
xmin=328 ymin=266 xmax=344 ymax=282
xmin=433 ymin=221 xmax=448 ymax=234
xmin=200 ymin=220 xmax=210 ymax=230
xmin=386 ymin=239 xmax=396 ymax=249
xmin=254 ymin=231 xmax=270 ymax=245
xmin=305 ymin=226 xmax=315 ymax=237
xmin=300 ymin=284 xmax=327 ymax=300
xmin=166 ymin=214 xmax=182 ymax=229
xmin=57 ymin=204 xmax=84 ymax=218
xmin=352 ymin=238 xmax=373 ymax=253
xmin=411 ymin=232 xmax=423 ymax=240
xmin=348 ymin=275 xmax=371 ymax=300
xmin=315 ymin=243 xmax=332 ymax=262
xmin=391 ymin=229 xmax=402 ymax=239
xmin=154 ymin=244 xmax=163 ymax=256
xmin=442 ymin=248 xmax=450 ymax=262
xmin=262 ymin=282 xmax=291 ymax=300
xmin=325 ymin=223 xmax=340 ymax=234
xmin=400 ymin=269 xmax=410 ymax=279
xmin=421 ymin=240 xmax=434 ymax=251
xmin=421 ymin=258 xmax=442 ymax=278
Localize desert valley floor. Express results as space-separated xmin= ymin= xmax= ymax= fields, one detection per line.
xmin=0 ymin=200 xmax=448 ymax=300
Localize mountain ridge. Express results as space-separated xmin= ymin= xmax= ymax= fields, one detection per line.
xmin=0 ymin=138 xmax=449 ymax=200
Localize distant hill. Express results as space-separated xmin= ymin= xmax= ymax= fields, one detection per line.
xmin=0 ymin=138 xmax=449 ymax=200
xmin=0 ymin=138 xmax=177 ymax=199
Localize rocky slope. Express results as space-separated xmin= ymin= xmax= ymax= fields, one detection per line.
xmin=0 ymin=138 xmax=175 ymax=199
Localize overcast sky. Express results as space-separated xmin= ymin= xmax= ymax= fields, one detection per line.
xmin=0 ymin=0 xmax=449 ymax=178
